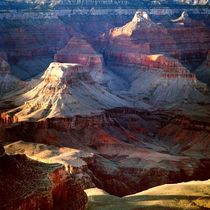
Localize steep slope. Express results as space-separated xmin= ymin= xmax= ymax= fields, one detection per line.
xmin=105 ymin=11 xmax=209 ymax=105
xmin=1 ymin=108 xmax=210 ymax=196
xmin=86 ymin=179 xmax=210 ymax=210
xmin=0 ymin=144 xmax=87 ymax=210
xmin=110 ymin=11 xmax=157 ymax=37
xmin=4 ymin=140 xmax=95 ymax=189
xmin=1 ymin=62 xmax=129 ymax=122
xmin=55 ymin=36 xmax=103 ymax=69
xmin=108 ymin=10 xmax=210 ymax=68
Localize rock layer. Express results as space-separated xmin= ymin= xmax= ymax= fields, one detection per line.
xmin=55 ymin=36 xmax=103 ymax=69
xmin=1 ymin=108 xmax=210 ymax=196
xmin=107 ymin=11 xmax=210 ymax=68
xmin=0 ymin=152 xmax=87 ymax=210
xmin=0 ymin=62 xmax=128 ymax=122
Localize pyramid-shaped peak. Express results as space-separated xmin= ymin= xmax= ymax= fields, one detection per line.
xmin=64 ymin=36 xmax=97 ymax=55
xmin=55 ymin=36 xmax=103 ymax=67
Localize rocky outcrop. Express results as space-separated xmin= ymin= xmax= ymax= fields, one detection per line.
xmin=0 ymin=151 xmax=87 ymax=210
xmin=110 ymin=11 xmax=157 ymax=37
xmin=0 ymin=14 xmax=69 ymax=79
xmin=107 ymin=11 xmax=210 ymax=68
xmin=0 ymin=62 xmax=128 ymax=122
xmin=103 ymin=11 xmax=209 ymax=104
xmin=105 ymin=51 xmax=208 ymax=103
xmin=5 ymin=141 xmax=95 ymax=189
xmin=1 ymin=108 xmax=210 ymax=196
xmin=55 ymin=36 xmax=103 ymax=69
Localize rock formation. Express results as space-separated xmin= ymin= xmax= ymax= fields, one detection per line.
xmin=5 ymin=141 xmax=95 ymax=189
xmin=110 ymin=11 xmax=157 ymax=38
xmin=0 ymin=2 xmax=210 ymax=207
xmin=104 ymin=11 xmax=210 ymax=104
xmin=55 ymin=36 xmax=103 ymax=69
xmin=0 ymin=62 xmax=128 ymax=122
xmin=0 ymin=147 xmax=87 ymax=210
xmin=1 ymin=108 xmax=210 ymax=196
xmin=86 ymin=179 xmax=210 ymax=210
xmin=107 ymin=11 xmax=210 ymax=68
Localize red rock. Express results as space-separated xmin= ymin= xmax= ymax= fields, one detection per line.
xmin=0 ymin=153 xmax=87 ymax=210
xmin=0 ymin=57 xmax=10 ymax=75
xmin=1 ymin=108 xmax=210 ymax=196
xmin=107 ymin=11 xmax=210 ymax=68
xmin=55 ymin=36 xmax=103 ymax=69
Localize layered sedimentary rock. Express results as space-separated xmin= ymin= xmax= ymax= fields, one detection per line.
xmin=0 ymin=62 xmax=128 ymax=122
xmin=5 ymin=141 xmax=95 ymax=189
xmin=0 ymin=147 xmax=87 ymax=210
xmin=0 ymin=2 xmax=210 ymax=202
xmin=0 ymin=7 xmax=209 ymax=79
xmin=55 ymin=36 xmax=103 ymax=69
xmin=110 ymin=11 xmax=157 ymax=37
xmin=104 ymin=11 xmax=209 ymax=104
xmin=0 ymin=14 xmax=69 ymax=79
xmin=107 ymin=10 xmax=210 ymax=68
xmin=0 ymin=0 xmax=208 ymax=9
xmin=1 ymin=108 xmax=210 ymax=196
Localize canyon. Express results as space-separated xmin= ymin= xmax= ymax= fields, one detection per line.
xmin=0 ymin=2 xmax=210 ymax=210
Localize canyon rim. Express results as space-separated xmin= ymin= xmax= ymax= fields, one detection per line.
xmin=0 ymin=0 xmax=210 ymax=210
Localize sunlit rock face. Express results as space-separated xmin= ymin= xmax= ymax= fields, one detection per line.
xmin=0 ymin=0 xmax=208 ymax=9
xmin=0 ymin=62 xmax=128 ymax=122
xmin=0 ymin=151 xmax=87 ymax=210
xmin=103 ymin=11 xmax=210 ymax=104
xmin=0 ymin=2 xmax=210 ymax=205
xmin=5 ymin=141 xmax=95 ymax=189
xmin=1 ymin=108 xmax=210 ymax=196
xmin=110 ymin=10 xmax=157 ymax=37
xmin=106 ymin=48 xmax=208 ymax=104
xmin=0 ymin=13 xmax=69 ymax=79
xmin=107 ymin=11 xmax=210 ymax=69
xmin=55 ymin=36 xmax=103 ymax=69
